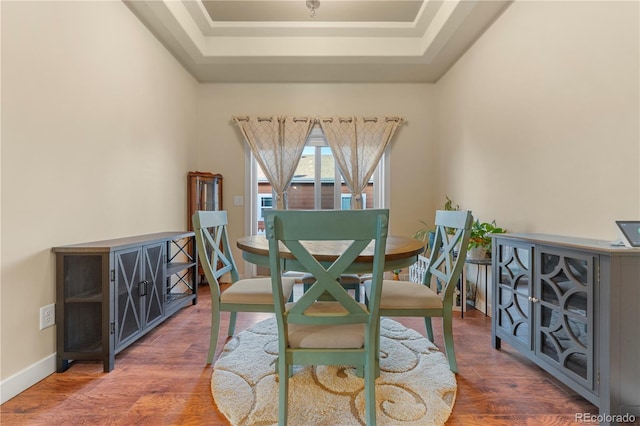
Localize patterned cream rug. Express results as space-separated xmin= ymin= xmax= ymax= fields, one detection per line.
xmin=211 ymin=317 xmax=456 ymax=426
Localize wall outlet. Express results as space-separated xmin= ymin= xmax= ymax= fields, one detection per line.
xmin=233 ymin=195 xmax=244 ymax=206
xmin=40 ymin=303 xmax=55 ymax=330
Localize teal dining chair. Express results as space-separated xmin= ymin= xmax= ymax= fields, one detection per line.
xmin=265 ymin=209 xmax=389 ymax=426
xmin=365 ymin=209 xmax=473 ymax=372
xmin=192 ymin=210 xmax=295 ymax=364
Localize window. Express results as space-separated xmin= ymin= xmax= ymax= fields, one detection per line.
xmin=247 ymin=126 xmax=388 ymax=236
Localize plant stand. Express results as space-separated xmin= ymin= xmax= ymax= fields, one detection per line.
xmin=464 ymin=258 xmax=491 ymax=316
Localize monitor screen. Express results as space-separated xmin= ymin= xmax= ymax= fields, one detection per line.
xmin=615 ymin=221 xmax=640 ymax=247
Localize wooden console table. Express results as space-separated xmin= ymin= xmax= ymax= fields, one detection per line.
xmin=53 ymin=232 xmax=198 ymax=372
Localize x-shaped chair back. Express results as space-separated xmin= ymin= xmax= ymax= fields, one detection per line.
xmin=265 ymin=209 xmax=389 ymax=327
xmin=424 ymin=210 xmax=474 ymax=303
xmin=192 ymin=210 xmax=239 ymax=299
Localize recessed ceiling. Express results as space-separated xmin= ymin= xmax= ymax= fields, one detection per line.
xmin=201 ymin=1 xmax=423 ymax=23
xmin=124 ymin=0 xmax=512 ymax=83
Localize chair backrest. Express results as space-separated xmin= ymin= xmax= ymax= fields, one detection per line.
xmin=265 ymin=209 xmax=389 ymax=328
xmin=192 ymin=211 xmax=240 ymax=299
xmin=425 ymin=210 xmax=474 ymax=303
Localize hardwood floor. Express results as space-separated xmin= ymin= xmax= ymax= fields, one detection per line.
xmin=1 ymin=283 xmax=599 ymax=425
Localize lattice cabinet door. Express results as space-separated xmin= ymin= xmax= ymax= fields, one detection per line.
xmin=142 ymin=243 xmax=165 ymax=328
xmin=493 ymin=240 xmax=533 ymax=352
xmin=535 ymin=246 xmax=595 ymax=391
xmin=114 ymin=243 xmax=167 ymax=350
xmin=114 ymin=247 xmax=144 ymax=349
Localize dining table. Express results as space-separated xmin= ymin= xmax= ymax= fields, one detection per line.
xmin=236 ymin=234 xmax=424 ymax=274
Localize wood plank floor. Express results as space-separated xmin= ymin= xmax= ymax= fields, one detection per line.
xmin=1 ymin=283 xmax=599 ymax=425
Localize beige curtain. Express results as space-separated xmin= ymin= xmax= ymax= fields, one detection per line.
xmin=319 ymin=116 xmax=404 ymax=209
xmin=233 ymin=115 xmax=315 ymax=209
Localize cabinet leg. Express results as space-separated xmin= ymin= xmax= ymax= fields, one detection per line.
xmin=57 ymin=358 xmax=69 ymax=373
xmin=492 ymin=335 xmax=501 ymax=350
xmin=103 ymin=355 xmax=114 ymax=373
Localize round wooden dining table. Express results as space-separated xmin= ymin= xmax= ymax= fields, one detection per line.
xmin=236 ymin=235 xmax=424 ymax=274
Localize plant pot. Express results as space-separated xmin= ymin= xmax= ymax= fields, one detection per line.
xmin=468 ymin=246 xmax=489 ymax=260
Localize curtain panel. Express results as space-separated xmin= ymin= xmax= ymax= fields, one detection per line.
xmin=319 ymin=116 xmax=404 ymax=209
xmin=233 ymin=115 xmax=315 ymax=209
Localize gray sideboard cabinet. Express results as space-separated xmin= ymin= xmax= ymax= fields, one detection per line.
xmin=53 ymin=232 xmax=197 ymax=372
xmin=491 ymin=233 xmax=640 ymax=423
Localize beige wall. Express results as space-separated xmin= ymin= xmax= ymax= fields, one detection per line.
xmin=196 ymin=83 xmax=436 ymax=271
xmin=435 ymin=0 xmax=640 ymax=239
xmin=2 ymin=0 xmax=639 ymax=404
xmin=0 ymin=0 xmax=198 ymax=392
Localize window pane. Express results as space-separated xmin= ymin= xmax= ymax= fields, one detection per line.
xmin=320 ymin=146 xmax=336 ymax=209
xmin=287 ymin=147 xmax=314 ymax=210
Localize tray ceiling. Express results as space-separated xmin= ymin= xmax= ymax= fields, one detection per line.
xmin=124 ymin=0 xmax=512 ymax=83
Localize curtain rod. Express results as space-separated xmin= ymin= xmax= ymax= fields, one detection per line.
xmin=233 ymin=116 xmax=405 ymax=124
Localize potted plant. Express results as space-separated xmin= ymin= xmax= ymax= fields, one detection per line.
xmin=444 ymin=195 xmax=460 ymax=212
xmin=443 ymin=195 xmax=460 ymax=236
xmin=468 ymin=220 xmax=506 ymax=260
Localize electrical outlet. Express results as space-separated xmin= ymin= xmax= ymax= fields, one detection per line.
xmin=40 ymin=304 xmax=55 ymax=330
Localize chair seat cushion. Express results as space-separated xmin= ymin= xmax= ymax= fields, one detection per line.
xmin=221 ymin=277 xmax=295 ymax=304
xmin=365 ymin=280 xmax=443 ymax=309
xmin=285 ymin=301 xmax=366 ymax=349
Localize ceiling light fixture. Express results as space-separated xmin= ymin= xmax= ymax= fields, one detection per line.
xmin=306 ymin=0 xmax=320 ymax=18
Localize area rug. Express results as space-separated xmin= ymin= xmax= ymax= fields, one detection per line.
xmin=211 ymin=317 xmax=456 ymax=425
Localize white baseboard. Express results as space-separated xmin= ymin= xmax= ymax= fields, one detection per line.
xmin=0 ymin=353 xmax=56 ymax=404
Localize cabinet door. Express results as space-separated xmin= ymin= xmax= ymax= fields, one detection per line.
xmin=494 ymin=241 xmax=533 ymax=351
xmin=143 ymin=243 xmax=165 ymax=327
xmin=535 ymin=247 xmax=594 ymax=390
xmin=114 ymin=247 xmax=143 ymax=349
xmin=187 ymin=172 xmax=223 ymax=231
xmin=196 ymin=177 xmax=221 ymax=211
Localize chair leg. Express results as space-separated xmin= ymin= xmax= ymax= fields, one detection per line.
xmin=424 ymin=317 xmax=434 ymax=342
xmin=227 ymin=312 xmax=238 ymax=336
xmin=208 ymin=308 xmax=221 ymax=364
xmin=365 ymin=345 xmax=377 ymax=425
xmin=278 ymin=357 xmax=289 ymax=426
xmin=374 ymin=320 xmax=381 ymax=379
xmin=442 ymin=311 xmax=458 ymax=373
